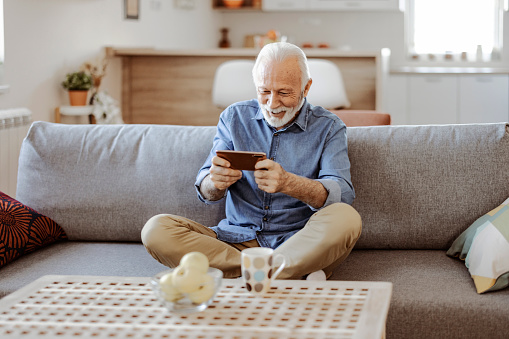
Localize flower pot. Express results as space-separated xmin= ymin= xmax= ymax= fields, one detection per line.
xmin=68 ymin=90 xmax=89 ymax=106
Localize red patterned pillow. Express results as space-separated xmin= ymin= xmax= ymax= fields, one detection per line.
xmin=0 ymin=191 xmax=67 ymax=267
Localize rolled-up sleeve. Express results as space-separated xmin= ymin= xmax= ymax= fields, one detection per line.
xmin=194 ymin=110 xmax=234 ymax=204
xmin=312 ymin=179 xmax=342 ymax=211
xmin=313 ymin=120 xmax=355 ymax=210
xmin=194 ymin=171 xmax=221 ymax=204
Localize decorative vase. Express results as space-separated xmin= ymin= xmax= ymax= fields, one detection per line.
xmin=68 ymin=90 xmax=88 ymax=106
xmin=219 ymin=28 xmax=231 ymax=48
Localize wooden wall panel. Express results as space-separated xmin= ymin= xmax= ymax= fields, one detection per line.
xmin=112 ymin=49 xmax=383 ymax=126
xmin=327 ymin=57 xmax=376 ymax=110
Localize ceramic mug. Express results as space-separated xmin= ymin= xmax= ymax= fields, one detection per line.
xmin=241 ymin=247 xmax=286 ymax=294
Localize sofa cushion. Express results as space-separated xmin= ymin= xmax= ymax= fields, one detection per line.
xmin=447 ymin=197 xmax=509 ymax=293
xmin=347 ymin=123 xmax=509 ymax=250
xmin=16 ymin=122 xmax=509 ymax=250
xmin=0 ymin=241 xmax=167 ymax=298
xmin=16 ymin=122 xmax=226 ymax=242
xmin=333 ymin=249 xmax=509 ymax=339
xmin=0 ymin=191 xmax=67 ymax=268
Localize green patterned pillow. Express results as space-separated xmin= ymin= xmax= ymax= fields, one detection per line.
xmin=447 ymin=197 xmax=509 ymax=294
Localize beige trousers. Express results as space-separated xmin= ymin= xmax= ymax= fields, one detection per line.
xmin=141 ymin=203 xmax=361 ymax=279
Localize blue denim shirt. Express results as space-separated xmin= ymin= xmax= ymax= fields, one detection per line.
xmin=195 ymin=99 xmax=354 ymax=249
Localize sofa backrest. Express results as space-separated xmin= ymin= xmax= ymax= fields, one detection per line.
xmin=348 ymin=123 xmax=509 ymax=249
xmin=17 ymin=122 xmax=509 ymax=249
xmin=17 ymin=122 xmax=225 ymax=242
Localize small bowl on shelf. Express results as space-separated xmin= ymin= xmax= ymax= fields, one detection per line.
xmin=150 ymin=267 xmax=223 ymax=314
xmin=223 ymin=0 xmax=244 ymax=8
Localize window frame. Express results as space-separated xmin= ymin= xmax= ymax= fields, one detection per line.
xmin=404 ymin=0 xmax=508 ymax=62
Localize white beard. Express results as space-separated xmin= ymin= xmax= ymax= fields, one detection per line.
xmin=260 ymin=96 xmax=305 ymax=129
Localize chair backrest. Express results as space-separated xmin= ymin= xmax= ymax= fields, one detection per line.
xmin=212 ymin=60 xmax=257 ymax=108
xmin=212 ymin=58 xmax=351 ymax=111
xmin=307 ymin=59 xmax=351 ymax=109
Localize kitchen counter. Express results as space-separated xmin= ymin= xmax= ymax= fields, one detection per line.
xmin=391 ymin=66 xmax=509 ymax=74
xmin=107 ymin=47 xmax=383 ymax=58
xmin=106 ymin=47 xmax=390 ymax=125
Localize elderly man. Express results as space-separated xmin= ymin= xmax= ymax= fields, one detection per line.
xmin=142 ymin=42 xmax=361 ymax=280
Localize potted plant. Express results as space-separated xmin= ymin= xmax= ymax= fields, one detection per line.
xmin=61 ymin=71 xmax=93 ymax=106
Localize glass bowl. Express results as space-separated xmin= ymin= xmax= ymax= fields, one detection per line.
xmin=150 ymin=267 xmax=223 ymax=314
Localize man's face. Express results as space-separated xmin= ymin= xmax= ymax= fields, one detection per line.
xmin=255 ymin=57 xmax=311 ymax=130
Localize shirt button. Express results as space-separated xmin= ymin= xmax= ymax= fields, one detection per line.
xmin=270 ymin=157 xmax=274 ymax=161
xmin=274 ymin=133 xmax=278 ymax=136
xmin=265 ymin=206 xmax=269 ymax=210
xmin=263 ymin=217 xmax=267 ymax=221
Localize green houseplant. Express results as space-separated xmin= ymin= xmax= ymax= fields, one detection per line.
xmin=61 ymin=71 xmax=93 ymax=106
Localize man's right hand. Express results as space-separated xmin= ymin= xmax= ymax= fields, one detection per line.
xmin=209 ymin=155 xmax=242 ymax=190
xmin=200 ymin=156 xmax=242 ymax=201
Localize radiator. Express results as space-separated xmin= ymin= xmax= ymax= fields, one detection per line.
xmin=0 ymin=108 xmax=32 ymax=198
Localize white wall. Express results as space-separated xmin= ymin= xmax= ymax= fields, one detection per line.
xmin=219 ymin=8 xmax=508 ymax=126
xmin=220 ymin=9 xmax=509 ymax=66
xmin=0 ymin=1 xmax=507 ymax=123
xmin=220 ymin=10 xmax=406 ymax=63
xmin=0 ymin=0 xmax=221 ymax=122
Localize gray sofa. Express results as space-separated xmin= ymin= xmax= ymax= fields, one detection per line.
xmin=1 ymin=121 xmax=509 ymax=338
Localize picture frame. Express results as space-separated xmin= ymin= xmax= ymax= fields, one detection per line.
xmin=125 ymin=0 xmax=139 ymax=20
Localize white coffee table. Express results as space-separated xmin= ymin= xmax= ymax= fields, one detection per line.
xmin=0 ymin=275 xmax=392 ymax=339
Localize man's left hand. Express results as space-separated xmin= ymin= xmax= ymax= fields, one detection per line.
xmin=253 ymin=159 xmax=328 ymax=209
xmin=254 ymin=159 xmax=289 ymax=193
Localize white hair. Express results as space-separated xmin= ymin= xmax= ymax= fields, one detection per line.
xmin=252 ymin=42 xmax=310 ymax=91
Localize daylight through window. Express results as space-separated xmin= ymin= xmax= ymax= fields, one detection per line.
xmin=407 ymin=0 xmax=505 ymax=59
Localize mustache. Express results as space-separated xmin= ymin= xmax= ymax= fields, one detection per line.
xmin=260 ymin=104 xmax=292 ymax=114
xmin=260 ymin=92 xmax=305 ymax=114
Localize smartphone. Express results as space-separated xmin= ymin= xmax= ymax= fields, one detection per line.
xmin=216 ymin=150 xmax=267 ymax=171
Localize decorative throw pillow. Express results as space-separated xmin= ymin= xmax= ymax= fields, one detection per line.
xmin=0 ymin=191 xmax=67 ymax=268
xmin=447 ymin=197 xmax=509 ymax=294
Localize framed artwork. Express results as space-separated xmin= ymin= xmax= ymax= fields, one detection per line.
xmin=125 ymin=0 xmax=139 ymax=20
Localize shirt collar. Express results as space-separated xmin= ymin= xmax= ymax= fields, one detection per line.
xmin=253 ymin=99 xmax=310 ymax=132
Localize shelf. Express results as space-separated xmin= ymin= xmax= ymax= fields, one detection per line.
xmin=212 ymin=0 xmax=405 ymax=11
xmin=59 ymin=105 xmax=94 ymax=116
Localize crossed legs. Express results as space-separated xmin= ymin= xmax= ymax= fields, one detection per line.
xmin=141 ymin=203 xmax=361 ymax=279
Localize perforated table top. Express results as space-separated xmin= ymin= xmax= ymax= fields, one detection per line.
xmin=0 ymin=275 xmax=392 ymax=339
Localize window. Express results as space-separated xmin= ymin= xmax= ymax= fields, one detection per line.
xmin=406 ymin=0 xmax=507 ymax=61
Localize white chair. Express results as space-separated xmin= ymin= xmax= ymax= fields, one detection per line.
xmin=306 ymin=59 xmax=351 ymax=109
xmin=212 ymin=58 xmax=351 ymax=110
xmin=212 ymin=60 xmax=257 ymax=109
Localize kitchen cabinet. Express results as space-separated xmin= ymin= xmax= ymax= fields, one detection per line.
xmin=262 ymin=0 xmax=404 ymax=11
xmin=458 ymin=75 xmax=509 ymax=124
xmin=263 ymin=0 xmax=307 ymax=11
xmin=387 ymin=70 xmax=509 ymax=125
xmin=307 ymin=0 xmax=404 ymax=11
xmin=408 ymin=75 xmax=458 ymax=125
